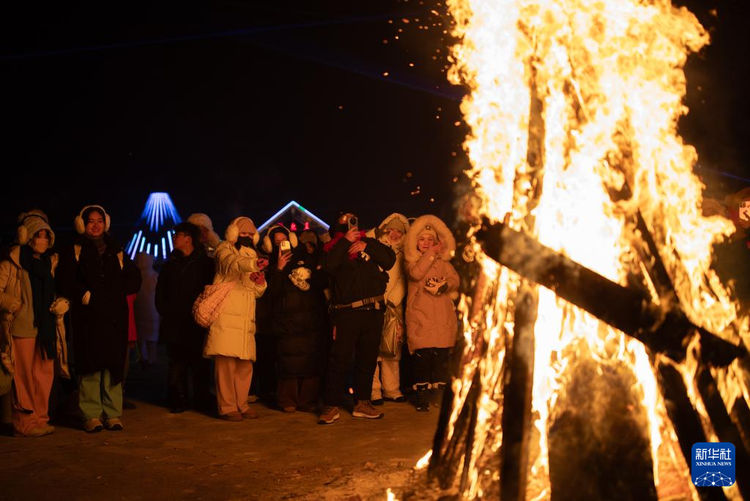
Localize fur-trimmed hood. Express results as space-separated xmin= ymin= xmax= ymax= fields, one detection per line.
xmin=404 ymin=214 xmax=456 ymax=263
xmin=365 ymin=213 xmax=409 ymax=245
xmin=224 ymin=217 xmax=260 ymax=247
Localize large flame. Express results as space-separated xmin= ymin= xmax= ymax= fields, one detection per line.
xmin=433 ymin=0 xmax=747 ymax=499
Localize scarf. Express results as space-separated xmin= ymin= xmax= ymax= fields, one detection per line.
xmin=323 ymin=232 xmax=360 ymax=260
xmin=19 ymin=245 xmax=56 ymax=358
xmin=90 ymin=236 xmax=106 ymax=255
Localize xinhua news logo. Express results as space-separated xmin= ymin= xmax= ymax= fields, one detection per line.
xmin=691 ymin=442 xmax=735 ymax=487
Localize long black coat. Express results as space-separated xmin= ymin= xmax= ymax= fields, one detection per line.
xmin=57 ymin=233 xmax=142 ymax=384
xmin=155 ymin=249 xmax=215 ymax=350
xmin=267 ymin=249 xmax=329 ymax=378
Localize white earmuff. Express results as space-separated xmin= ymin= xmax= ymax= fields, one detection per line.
xmin=262 ymin=225 xmax=298 ymax=254
xmin=75 ymin=205 xmax=110 ymax=234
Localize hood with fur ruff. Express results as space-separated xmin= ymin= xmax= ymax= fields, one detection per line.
xmin=404 ymin=214 xmax=455 ymax=263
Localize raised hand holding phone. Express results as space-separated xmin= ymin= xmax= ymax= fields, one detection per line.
xmin=277 ymin=244 xmax=292 ymax=270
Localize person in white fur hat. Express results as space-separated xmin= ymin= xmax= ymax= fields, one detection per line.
xmin=187 ymin=213 xmax=221 ymax=257
xmin=1 ymin=210 xmax=69 ymax=436
xmin=202 ymin=216 xmax=267 ymax=421
xmin=368 ymin=213 xmax=409 ymax=405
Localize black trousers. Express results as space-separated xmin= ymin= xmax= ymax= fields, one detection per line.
xmin=252 ymin=333 xmax=277 ymax=401
xmin=167 ymin=343 xmax=211 ymax=407
xmin=412 ymin=347 xmax=451 ymax=387
xmin=277 ymin=376 xmax=321 ymax=410
xmin=323 ymin=308 xmax=384 ymax=406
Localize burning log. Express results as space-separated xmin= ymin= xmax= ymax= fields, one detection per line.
xmin=548 ymin=353 xmax=658 ymax=501
xmin=730 ymin=394 xmax=750 ymax=452
xmin=429 ymin=267 xmax=500 ymax=493
xmin=476 ymin=220 xmax=744 ymax=366
xmin=655 ymin=359 xmax=728 ymax=501
xmin=500 ymin=283 xmax=537 ymax=501
xmin=429 ymin=366 xmax=482 ymax=491
xmin=499 ymin=54 xmax=546 ymax=501
xmin=696 ymin=367 xmax=750 ymax=499
xmin=734 ymin=356 xmax=750 ymax=451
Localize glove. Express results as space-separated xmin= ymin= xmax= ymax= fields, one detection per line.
xmin=49 ymin=298 xmax=70 ymax=315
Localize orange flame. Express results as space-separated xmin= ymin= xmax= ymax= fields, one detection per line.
xmin=435 ymin=0 xmax=748 ymax=498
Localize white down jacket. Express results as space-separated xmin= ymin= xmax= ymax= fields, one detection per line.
xmin=203 ymin=241 xmax=266 ymax=361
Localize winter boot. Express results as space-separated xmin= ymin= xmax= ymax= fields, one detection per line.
xmin=414 ymin=383 xmax=430 ymax=412
xmin=430 ymin=382 xmax=446 ymax=408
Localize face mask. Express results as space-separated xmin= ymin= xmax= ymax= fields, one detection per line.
xmin=236 ymin=236 xmax=254 ymax=249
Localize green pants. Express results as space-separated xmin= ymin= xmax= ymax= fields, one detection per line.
xmin=78 ymin=370 xmax=123 ymax=420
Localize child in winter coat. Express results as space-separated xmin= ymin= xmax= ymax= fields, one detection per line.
xmin=404 ymin=215 xmax=460 ymax=411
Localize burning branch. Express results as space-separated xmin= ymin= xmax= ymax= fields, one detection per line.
xmin=476 ymin=220 xmax=744 ymax=366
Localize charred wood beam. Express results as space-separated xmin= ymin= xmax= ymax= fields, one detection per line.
xmin=429 ymin=273 xmax=489 ymax=489
xmin=605 ymin=169 xmax=678 ymax=303
xmin=655 ymin=360 xmax=728 ymax=501
xmin=499 ymin=52 xmax=545 ymax=501
xmin=734 ymin=355 xmax=750 ymax=440
xmin=696 ymin=367 xmax=750 ymax=499
xmin=460 ymin=388 xmax=480 ymax=493
xmin=730 ymin=397 xmax=750 ymax=453
xmin=429 ymin=366 xmax=482 ymax=490
xmin=476 ymin=220 xmax=744 ymax=366
xmin=500 ymin=283 xmax=537 ymax=501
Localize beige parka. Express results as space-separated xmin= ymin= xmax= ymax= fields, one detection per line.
xmin=0 ymin=247 xmax=68 ymax=382
xmin=404 ymin=215 xmax=460 ymax=354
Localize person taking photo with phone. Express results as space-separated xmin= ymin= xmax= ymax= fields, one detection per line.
xmin=318 ymin=212 xmax=396 ymax=425
xmin=264 ymin=225 xmax=329 ymax=413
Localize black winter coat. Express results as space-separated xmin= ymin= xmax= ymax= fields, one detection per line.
xmin=57 ymin=233 xmax=142 ymax=384
xmin=267 ymin=249 xmax=329 ymax=377
xmin=322 ymin=235 xmax=395 ymax=306
xmin=155 ymin=249 xmax=215 ymax=350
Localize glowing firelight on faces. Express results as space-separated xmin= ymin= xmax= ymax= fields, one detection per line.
xmin=404 ymin=0 xmax=747 ymax=498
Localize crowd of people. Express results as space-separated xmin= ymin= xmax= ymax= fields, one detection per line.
xmin=0 ymin=204 xmax=463 ymax=436
xmin=4 ymin=187 xmax=748 ymax=437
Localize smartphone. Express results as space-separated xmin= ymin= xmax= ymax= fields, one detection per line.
xmin=348 ymin=216 xmax=359 ymax=229
xmin=280 ymin=240 xmax=292 ymax=254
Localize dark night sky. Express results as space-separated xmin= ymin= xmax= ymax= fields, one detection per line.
xmin=1 ymin=0 xmax=748 ymax=244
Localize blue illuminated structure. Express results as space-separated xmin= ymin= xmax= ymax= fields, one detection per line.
xmin=126 ymin=192 xmax=182 ymax=261
xmin=257 ymin=200 xmax=329 ymax=235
